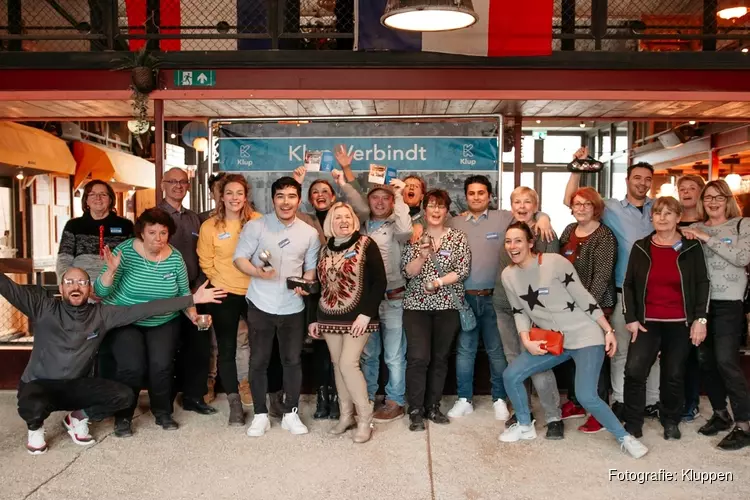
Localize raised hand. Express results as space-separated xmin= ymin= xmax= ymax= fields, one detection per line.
xmin=334 ymin=144 xmax=354 ymax=169
xmin=102 ymin=246 xmax=121 ymax=272
xmin=390 ymin=178 xmax=406 ymax=196
xmin=331 ymin=168 xmax=347 ymax=187
xmin=293 ymin=165 xmax=306 ymax=185
xmin=573 ymin=146 xmax=589 ymax=160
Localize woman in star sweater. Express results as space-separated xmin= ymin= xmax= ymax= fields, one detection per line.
xmin=309 ymin=202 xmax=387 ymax=444
xmin=500 ymin=222 xmax=648 ymax=459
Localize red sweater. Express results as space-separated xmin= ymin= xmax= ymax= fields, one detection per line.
xmin=645 ymin=242 xmax=685 ymax=321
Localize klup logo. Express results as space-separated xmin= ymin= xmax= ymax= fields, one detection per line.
xmin=460 ymin=143 xmax=476 ymax=166
xmin=236 ymin=143 xmax=254 ymax=168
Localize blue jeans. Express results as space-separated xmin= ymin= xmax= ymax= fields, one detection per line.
xmin=504 ymin=345 xmax=628 ymax=441
xmin=456 ymin=294 xmax=508 ymax=401
xmin=360 ymin=298 xmax=406 ymax=406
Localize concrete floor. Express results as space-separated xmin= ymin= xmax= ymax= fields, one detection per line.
xmin=1 ymin=391 xmax=749 ymax=500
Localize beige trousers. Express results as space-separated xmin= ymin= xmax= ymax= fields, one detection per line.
xmin=324 ymin=332 xmax=372 ymax=418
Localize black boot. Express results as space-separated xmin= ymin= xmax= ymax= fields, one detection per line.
xmin=329 ymin=389 xmax=340 ymax=420
xmin=314 ymin=386 xmax=329 ymax=419
xmin=409 ymin=407 xmax=425 ymax=432
xmin=699 ymin=410 xmax=733 ymax=436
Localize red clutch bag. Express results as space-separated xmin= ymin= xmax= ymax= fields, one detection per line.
xmin=529 ymin=327 xmax=564 ymax=356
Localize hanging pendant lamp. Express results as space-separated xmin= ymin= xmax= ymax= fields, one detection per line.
xmin=381 ymin=0 xmax=479 ymax=32
xmin=717 ymin=0 xmax=749 ymax=20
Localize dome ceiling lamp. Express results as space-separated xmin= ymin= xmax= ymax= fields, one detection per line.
xmin=717 ymin=0 xmax=749 ymax=20
xmin=381 ymin=0 xmax=479 ymax=32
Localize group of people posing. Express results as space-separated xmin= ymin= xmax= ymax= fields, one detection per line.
xmin=8 ymin=146 xmax=750 ymax=460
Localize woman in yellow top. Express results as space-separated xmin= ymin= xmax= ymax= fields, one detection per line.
xmin=198 ymin=174 xmax=262 ymax=426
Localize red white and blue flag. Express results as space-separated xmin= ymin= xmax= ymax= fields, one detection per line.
xmin=356 ymin=0 xmax=553 ymax=56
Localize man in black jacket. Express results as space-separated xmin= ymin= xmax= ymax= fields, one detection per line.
xmin=1 ymin=263 xmax=224 ymax=455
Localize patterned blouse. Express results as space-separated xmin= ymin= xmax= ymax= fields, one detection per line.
xmin=401 ymin=228 xmax=471 ymax=311
xmin=559 ymin=222 xmax=618 ymax=310
xmin=316 ymin=232 xmax=387 ymax=335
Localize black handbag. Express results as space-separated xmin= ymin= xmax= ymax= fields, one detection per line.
xmin=567 ymin=155 xmax=604 ymax=173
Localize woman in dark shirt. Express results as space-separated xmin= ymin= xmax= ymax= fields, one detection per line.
xmin=308 ymin=202 xmax=387 ymax=443
xmin=559 ymin=187 xmax=617 ymax=433
xmin=622 ymin=197 xmax=709 ymax=441
xmin=401 ymin=189 xmax=471 ymax=432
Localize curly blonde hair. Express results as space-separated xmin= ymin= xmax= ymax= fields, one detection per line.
xmin=213 ymin=174 xmax=256 ymax=230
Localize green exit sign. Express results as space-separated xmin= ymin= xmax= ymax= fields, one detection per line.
xmin=175 ymin=70 xmax=216 ymax=87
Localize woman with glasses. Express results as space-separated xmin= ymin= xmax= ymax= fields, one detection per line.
xmin=682 ymin=180 xmax=750 ymax=451
xmin=57 ymin=180 xmax=134 ymax=286
xmin=558 ymin=187 xmax=617 ymax=434
xmin=95 ymin=208 xmax=203 ymax=437
xmin=402 ymin=189 xmax=471 ymax=431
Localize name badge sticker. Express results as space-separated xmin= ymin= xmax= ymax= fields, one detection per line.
xmin=721 ymin=237 xmax=733 ymax=244
xmin=86 ymin=332 xmax=99 ymax=340
xmin=110 ymin=227 xmax=122 ymax=235
xmin=163 ymin=272 xmax=175 ymax=280
xmin=538 ymin=287 xmax=550 ymax=295
xmin=218 ymin=232 xmax=231 ymax=240
xmin=344 ymin=251 xmax=357 ymax=259
xmin=564 ymin=249 xmax=574 ymax=256
xmin=438 ymin=249 xmax=451 ymax=258
xmin=278 ymin=238 xmax=291 ymax=248
xmin=486 ymin=232 xmax=499 ymax=240
xmin=672 ymin=241 xmax=683 ymax=251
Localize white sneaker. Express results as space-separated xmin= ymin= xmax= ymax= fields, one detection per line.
xmin=247 ymin=414 xmax=271 ymax=437
xmin=499 ymin=422 xmax=537 ymax=442
xmin=27 ymin=428 xmax=48 ymax=455
xmin=281 ymin=408 xmax=309 ymax=435
xmin=493 ymin=399 xmax=510 ymax=421
xmin=447 ymin=398 xmax=474 ymax=418
xmin=63 ymin=413 xmax=95 ymax=446
xmin=621 ymin=435 xmax=649 ymax=459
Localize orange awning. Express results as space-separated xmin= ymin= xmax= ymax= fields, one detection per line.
xmin=73 ymin=141 xmax=155 ymax=191
xmin=0 ymin=121 xmax=75 ymax=175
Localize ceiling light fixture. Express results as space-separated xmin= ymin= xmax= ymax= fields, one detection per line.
xmin=170 ymin=133 xmax=176 ymax=139
xmin=743 ymin=47 xmax=749 ymax=53
xmin=536 ymin=119 xmax=541 ymax=124
xmin=579 ymin=121 xmax=586 ymax=128
xmin=689 ymin=120 xmax=696 ymax=125
xmin=717 ymin=0 xmax=749 ymax=20
xmin=381 ymin=0 xmax=479 ymax=32
xmin=16 ymin=169 xmax=24 ymax=180
xmin=725 ymin=172 xmax=742 ymax=191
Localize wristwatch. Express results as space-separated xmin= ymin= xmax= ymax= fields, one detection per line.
xmin=604 ymin=329 xmax=615 ymax=335
xmin=696 ymin=318 xmax=708 ymax=325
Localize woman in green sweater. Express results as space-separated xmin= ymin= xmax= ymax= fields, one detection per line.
xmin=95 ymin=207 xmax=199 ymax=437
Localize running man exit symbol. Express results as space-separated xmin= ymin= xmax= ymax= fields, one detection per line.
xmin=175 ymin=70 xmax=216 ymax=87
xmin=182 ymin=72 xmax=193 ymax=85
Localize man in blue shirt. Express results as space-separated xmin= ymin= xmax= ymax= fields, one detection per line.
xmin=234 ymin=177 xmax=321 ymax=438
xmin=565 ymin=158 xmax=658 ymax=421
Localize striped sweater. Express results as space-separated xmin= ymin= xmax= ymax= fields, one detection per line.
xmin=94 ymin=238 xmax=190 ymax=327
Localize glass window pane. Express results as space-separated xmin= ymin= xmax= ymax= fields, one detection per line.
xmin=612 ymin=172 xmax=627 ymax=201
xmin=540 ymin=172 xmax=577 ymax=236
xmin=542 ymin=135 xmax=583 ymax=164
xmin=502 ymin=136 xmax=535 ymax=163
xmin=500 ymin=171 xmax=535 ymax=210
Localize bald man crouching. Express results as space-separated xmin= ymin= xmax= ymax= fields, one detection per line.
xmin=0 ymin=264 xmax=225 ymax=455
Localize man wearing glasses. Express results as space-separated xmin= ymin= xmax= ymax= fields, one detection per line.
xmin=159 ymin=168 xmax=217 ymax=415
xmin=3 ymin=265 xmax=225 ymax=455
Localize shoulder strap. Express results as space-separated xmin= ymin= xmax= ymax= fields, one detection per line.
xmin=738 ymin=218 xmax=743 ymax=233
xmin=428 ymin=252 xmax=465 ymax=309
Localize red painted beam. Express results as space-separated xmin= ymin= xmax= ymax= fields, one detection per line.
xmin=2 ymin=68 xmax=750 ymax=102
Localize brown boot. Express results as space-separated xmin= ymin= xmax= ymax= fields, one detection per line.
xmin=239 ymin=379 xmax=252 ymax=407
xmin=353 ymin=414 xmax=373 ymax=443
xmin=329 ymin=401 xmax=356 ymax=435
xmin=373 ymin=400 xmax=405 ymax=423
xmin=204 ymin=378 xmax=216 ymax=404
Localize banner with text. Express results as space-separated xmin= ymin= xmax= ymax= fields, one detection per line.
xmin=218 ymin=137 xmax=498 ymax=172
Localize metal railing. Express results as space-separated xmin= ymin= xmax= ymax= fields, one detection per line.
xmin=0 ymin=0 xmax=747 ymax=53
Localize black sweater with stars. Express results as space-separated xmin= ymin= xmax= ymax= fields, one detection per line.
xmin=501 ymin=252 xmax=606 ymax=350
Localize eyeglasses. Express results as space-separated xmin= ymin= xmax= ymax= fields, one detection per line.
xmin=164 ymin=180 xmax=190 ymax=186
xmin=426 ymin=203 xmax=446 ymax=210
xmin=87 ymin=193 xmax=109 ymax=199
xmin=704 ymin=195 xmax=727 ymax=203
xmin=62 ymin=278 xmax=90 ymax=286
xmin=572 ymin=202 xmax=594 ymax=209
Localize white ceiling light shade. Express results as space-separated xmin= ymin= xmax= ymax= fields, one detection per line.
xmin=381 ymin=0 xmax=479 ymax=32
xmin=725 ymin=173 xmax=743 ymax=191
xmin=717 ymin=0 xmax=749 ymax=20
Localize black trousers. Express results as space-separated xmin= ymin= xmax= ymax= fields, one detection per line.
xmin=404 ymin=309 xmax=461 ymax=410
xmin=623 ymin=321 xmax=691 ymax=430
xmin=306 ymin=292 xmax=334 ymax=390
xmin=17 ymin=378 xmax=134 ymax=430
xmin=247 ymin=300 xmax=305 ymax=414
xmin=103 ymin=317 xmax=182 ymax=420
xmin=699 ymin=300 xmax=750 ymax=422
xmin=566 ymin=356 xmax=610 ymax=405
xmin=175 ymin=311 xmax=211 ymax=401
xmin=205 ymin=293 xmax=248 ymax=395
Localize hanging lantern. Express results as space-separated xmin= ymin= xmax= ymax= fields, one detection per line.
xmin=181 ymin=122 xmax=209 ymax=151
xmin=381 ymin=0 xmax=478 ymax=32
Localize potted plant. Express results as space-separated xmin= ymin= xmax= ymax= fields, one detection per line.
xmin=112 ymin=45 xmax=161 ymax=123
